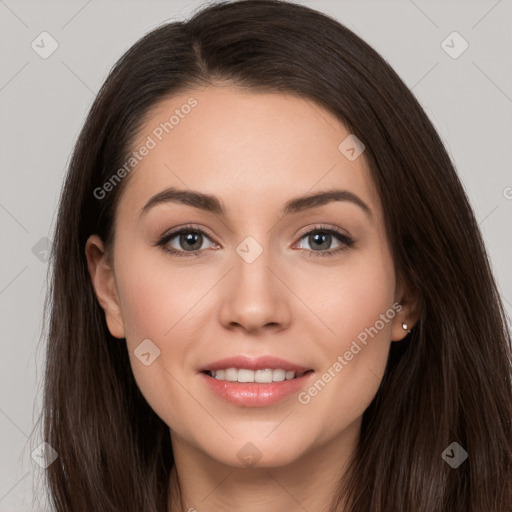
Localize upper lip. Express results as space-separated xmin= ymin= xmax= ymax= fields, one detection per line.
xmin=199 ymin=356 xmax=312 ymax=373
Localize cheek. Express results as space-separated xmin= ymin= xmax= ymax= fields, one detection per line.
xmin=113 ymin=248 xmax=199 ymax=395
xmin=114 ymin=258 xmax=213 ymax=434
xmin=295 ymin=246 xmax=395 ymax=429
xmin=115 ymin=243 xmax=208 ymax=343
xmin=311 ymin=243 xmax=395 ymax=351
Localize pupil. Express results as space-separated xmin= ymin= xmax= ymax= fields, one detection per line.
xmin=311 ymin=232 xmax=330 ymax=250
xmin=180 ymin=232 xmax=202 ymax=251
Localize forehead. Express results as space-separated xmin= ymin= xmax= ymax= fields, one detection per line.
xmin=116 ymin=85 xmax=382 ymax=223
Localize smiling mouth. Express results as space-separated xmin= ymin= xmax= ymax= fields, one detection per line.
xmin=202 ymin=368 xmax=314 ymax=383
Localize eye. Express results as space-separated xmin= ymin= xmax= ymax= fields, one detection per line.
xmin=155 ymin=223 xmax=355 ymax=258
xmin=294 ymin=225 xmax=355 ymax=258
xmin=156 ymin=224 xmax=218 ymax=258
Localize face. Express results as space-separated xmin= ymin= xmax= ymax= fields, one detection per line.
xmin=86 ymin=84 xmax=413 ymax=470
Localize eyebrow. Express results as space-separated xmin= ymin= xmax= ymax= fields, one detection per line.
xmin=139 ymin=186 xmax=372 ymax=219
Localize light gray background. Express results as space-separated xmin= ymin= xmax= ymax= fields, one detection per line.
xmin=1 ymin=0 xmax=511 ymax=510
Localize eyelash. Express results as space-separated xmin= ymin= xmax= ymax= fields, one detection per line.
xmin=155 ymin=223 xmax=355 ymax=259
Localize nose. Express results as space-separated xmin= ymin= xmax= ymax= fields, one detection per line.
xmin=218 ymin=244 xmax=292 ymax=334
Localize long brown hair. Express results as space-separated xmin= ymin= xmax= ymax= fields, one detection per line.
xmin=39 ymin=1 xmax=512 ymax=510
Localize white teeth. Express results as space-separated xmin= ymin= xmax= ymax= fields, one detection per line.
xmin=237 ymin=369 xmax=255 ymax=382
xmin=224 ymin=368 xmax=238 ymax=382
xmin=255 ymin=369 xmax=273 ymax=383
xmin=210 ymin=367 xmax=298 ymax=382
xmin=272 ymin=369 xmax=285 ymax=382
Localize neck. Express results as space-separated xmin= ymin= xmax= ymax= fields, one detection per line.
xmin=167 ymin=420 xmax=360 ymax=512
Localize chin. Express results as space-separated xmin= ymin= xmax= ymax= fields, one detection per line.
xmin=200 ymin=433 xmax=313 ymax=469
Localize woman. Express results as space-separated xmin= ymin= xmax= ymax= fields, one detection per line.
xmin=40 ymin=0 xmax=512 ymax=510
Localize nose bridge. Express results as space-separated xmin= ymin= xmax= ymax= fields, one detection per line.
xmin=233 ymin=233 xmax=276 ymax=304
xmin=218 ymin=232 xmax=291 ymax=332
xmin=235 ymin=235 xmax=272 ymax=290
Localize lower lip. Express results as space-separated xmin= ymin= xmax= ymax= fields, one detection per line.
xmin=200 ymin=371 xmax=314 ymax=407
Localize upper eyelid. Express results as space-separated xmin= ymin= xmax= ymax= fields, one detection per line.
xmin=295 ymin=223 xmax=351 ymax=239
xmin=160 ymin=224 xmax=216 ymax=242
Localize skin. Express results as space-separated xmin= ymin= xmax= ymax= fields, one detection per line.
xmin=86 ymin=84 xmax=419 ymax=512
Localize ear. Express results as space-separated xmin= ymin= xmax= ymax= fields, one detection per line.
xmin=391 ymin=275 xmax=421 ymax=342
xmin=85 ymin=234 xmax=126 ymax=339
